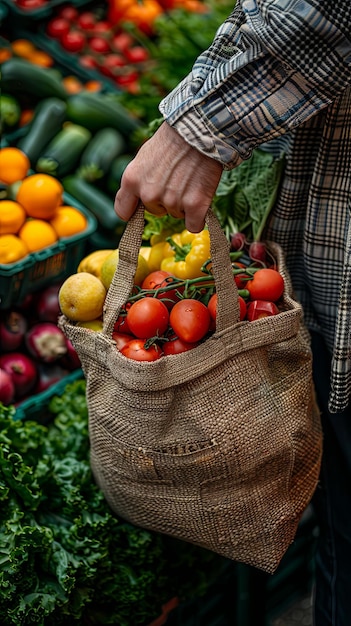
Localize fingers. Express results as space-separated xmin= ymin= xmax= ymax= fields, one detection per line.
xmin=114 ymin=186 xmax=139 ymax=222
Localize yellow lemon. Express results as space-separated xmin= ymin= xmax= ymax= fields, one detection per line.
xmin=77 ymin=249 xmax=114 ymax=278
xmin=59 ymin=272 xmax=106 ymax=322
xmin=100 ymin=248 xmax=149 ymax=289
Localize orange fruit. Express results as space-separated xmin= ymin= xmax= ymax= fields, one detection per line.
xmin=19 ymin=219 xmax=58 ymax=252
xmin=27 ymin=50 xmax=54 ymax=67
xmin=0 ymin=147 xmax=30 ymax=185
xmin=0 ymin=200 xmax=27 ymax=235
xmin=0 ymin=234 xmax=28 ymax=264
xmin=50 ymin=205 xmax=88 ymax=238
xmin=16 ymin=173 xmax=63 ymax=219
xmin=11 ymin=39 xmax=35 ymax=58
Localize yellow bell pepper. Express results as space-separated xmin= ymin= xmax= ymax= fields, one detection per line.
xmin=160 ymin=229 xmax=211 ymax=279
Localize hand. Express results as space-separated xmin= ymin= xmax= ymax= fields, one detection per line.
xmin=114 ymin=121 xmax=223 ymax=233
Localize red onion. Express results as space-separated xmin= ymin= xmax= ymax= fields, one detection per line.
xmin=0 ymin=310 xmax=27 ymax=352
xmin=0 ymin=367 xmax=15 ymax=405
xmin=0 ymin=352 xmax=37 ymax=399
xmin=25 ymin=323 xmax=67 ymax=363
xmin=59 ymin=338 xmax=81 ymax=370
xmin=35 ymin=284 xmax=62 ymax=323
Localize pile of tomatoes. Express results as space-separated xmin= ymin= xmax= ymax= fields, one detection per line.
xmin=113 ymin=265 xmax=285 ymax=361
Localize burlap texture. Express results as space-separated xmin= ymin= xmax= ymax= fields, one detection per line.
xmin=59 ymin=207 xmax=322 ymax=574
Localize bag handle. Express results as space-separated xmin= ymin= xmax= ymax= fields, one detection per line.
xmin=103 ymin=204 xmax=240 ymax=336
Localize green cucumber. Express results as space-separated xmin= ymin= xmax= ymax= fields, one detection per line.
xmin=77 ymin=128 xmax=126 ymax=183
xmin=106 ymin=153 xmax=134 ymax=196
xmin=65 ymin=92 xmax=144 ymax=138
xmin=36 ymin=123 xmax=92 ymax=178
xmin=0 ymin=94 xmax=21 ymax=132
xmin=17 ymin=97 xmax=67 ymax=167
xmin=62 ymin=175 xmax=126 ymax=236
xmin=0 ymin=58 xmax=68 ymax=101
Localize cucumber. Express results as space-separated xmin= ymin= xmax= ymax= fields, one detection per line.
xmin=106 ymin=153 xmax=134 ymax=196
xmin=17 ymin=97 xmax=67 ymax=167
xmin=77 ymin=128 xmax=126 ymax=183
xmin=62 ymin=175 xmax=126 ymax=236
xmin=65 ymin=92 xmax=144 ymax=138
xmin=0 ymin=58 xmax=68 ymax=101
xmin=36 ymin=123 xmax=92 ymax=178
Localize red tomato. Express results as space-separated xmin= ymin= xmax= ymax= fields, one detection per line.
xmin=16 ymin=0 xmax=47 ymax=9
xmin=99 ymin=54 xmax=125 ymax=77
xmin=113 ymin=304 xmax=132 ymax=334
xmin=121 ymin=338 xmax=163 ymax=361
xmin=125 ymin=46 xmax=149 ymax=64
xmin=88 ymin=36 xmax=111 ymax=54
xmin=112 ymin=32 xmax=134 ymax=54
xmin=79 ymin=54 xmax=99 ymax=70
xmin=246 ymin=300 xmax=279 ymax=321
xmin=76 ymin=11 xmax=97 ymax=29
xmin=127 ymin=298 xmax=169 ymax=339
xmin=46 ymin=17 xmax=71 ymax=38
xmin=246 ymin=268 xmax=285 ymax=302
xmin=141 ymin=270 xmax=182 ymax=310
xmin=170 ymin=299 xmax=210 ymax=343
xmin=112 ymin=332 xmax=133 ymax=351
xmin=58 ymin=6 xmax=79 ymax=20
xmin=163 ymin=337 xmax=199 ymax=355
xmin=208 ymin=294 xmax=246 ymax=322
xmin=60 ymin=30 xmax=86 ymax=52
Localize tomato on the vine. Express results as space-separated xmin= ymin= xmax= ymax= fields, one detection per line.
xmin=46 ymin=17 xmax=71 ymax=39
xmin=60 ymin=30 xmax=86 ymax=52
xmin=208 ymin=294 xmax=247 ymax=323
xmin=170 ymin=299 xmax=210 ymax=343
xmin=121 ymin=338 xmax=163 ymax=361
xmin=163 ymin=336 xmax=199 ymax=355
xmin=246 ymin=268 xmax=284 ymax=302
xmin=127 ymin=298 xmax=169 ymax=339
xmin=141 ymin=270 xmax=182 ymax=310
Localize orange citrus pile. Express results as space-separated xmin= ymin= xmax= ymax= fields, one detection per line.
xmin=0 ymin=148 xmax=89 ymax=265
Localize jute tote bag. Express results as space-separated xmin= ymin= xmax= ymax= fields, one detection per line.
xmin=59 ymin=206 xmax=322 ymax=574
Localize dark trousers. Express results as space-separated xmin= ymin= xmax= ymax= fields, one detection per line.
xmin=310 ymin=332 xmax=351 ymax=626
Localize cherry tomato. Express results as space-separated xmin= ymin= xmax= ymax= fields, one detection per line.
xmin=99 ymin=54 xmax=126 ymax=77
xmin=79 ymin=54 xmax=99 ymax=70
xmin=60 ymin=30 xmax=86 ymax=52
xmin=170 ymin=299 xmax=210 ymax=343
xmin=141 ymin=270 xmax=182 ymax=310
xmin=127 ymin=298 xmax=169 ymax=339
xmin=246 ymin=268 xmax=285 ymax=302
xmin=112 ymin=32 xmax=134 ymax=54
xmin=112 ymin=331 xmax=133 ymax=351
xmin=125 ymin=46 xmax=149 ymax=64
xmin=16 ymin=0 xmax=46 ymax=9
xmin=246 ymin=300 xmax=279 ymax=321
xmin=76 ymin=11 xmax=97 ymax=30
xmin=46 ymin=17 xmax=71 ymax=38
xmin=88 ymin=36 xmax=111 ymax=54
xmin=163 ymin=336 xmax=199 ymax=355
xmin=58 ymin=6 xmax=79 ymax=20
xmin=121 ymin=338 xmax=163 ymax=361
xmin=208 ymin=294 xmax=247 ymax=322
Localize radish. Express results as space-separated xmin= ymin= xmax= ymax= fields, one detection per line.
xmin=35 ymin=284 xmax=62 ymax=323
xmin=0 ymin=367 xmax=15 ymax=405
xmin=0 ymin=352 xmax=37 ymax=399
xmin=25 ymin=323 xmax=67 ymax=363
xmin=249 ymin=241 xmax=267 ymax=265
xmin=0 ymin=310 xmax=27 ymax=352
xmin=230 ymin=232 xmax=247 ymax=251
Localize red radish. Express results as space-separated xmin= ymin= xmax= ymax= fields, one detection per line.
xmin=35 ymin=284 xmax=61 ymax=323
xmin=0 ymin=368 xmax=15 ymax=405
xmin=249 ymin=241 xmax=267 ymax=264
xmin=0 ymin=310 xmax=27 ymax=351
xmin=231 ymin=232 xmax=247 ymax=251
xmin=0 ymin=353 xmax=37 ymax=398
xmin=25 ymin=323 xmax=67 ymax=363
xmin=34 ymin=363 xmax=69 ymax=393
xmin=59 ymin=339 xmax=81 ymax=370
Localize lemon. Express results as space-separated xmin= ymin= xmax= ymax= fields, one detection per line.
xmin=59 ymin=272 xmax=107 ymax=322
xmin=77 ymin=249 xmax=114 ymax=279
xmin=100 ymin=248 xmax=149 ymax=289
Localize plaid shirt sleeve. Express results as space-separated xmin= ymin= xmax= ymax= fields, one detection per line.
xmin=159 ymin=0 xmax=351 ymax=169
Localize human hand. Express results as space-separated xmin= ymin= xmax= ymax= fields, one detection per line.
xmin=114 ymin=121 xmax=223 ymax=233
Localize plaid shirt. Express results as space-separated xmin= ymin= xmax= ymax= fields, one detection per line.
xmin=160 ymin=0 xmax=351 ymax=412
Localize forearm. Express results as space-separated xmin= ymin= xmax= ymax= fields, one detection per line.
xmin=160 ymin=0 xmax=351 ymax=168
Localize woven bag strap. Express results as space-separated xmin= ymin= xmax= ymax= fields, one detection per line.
xmin=103 ymin=205 xmax=240 ymax=336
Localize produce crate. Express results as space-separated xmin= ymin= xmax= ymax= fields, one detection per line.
xmin=13 ymin=367 xmax=84 ymax=422
xmin=0 ymin=192 xmax=97 ymax=309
